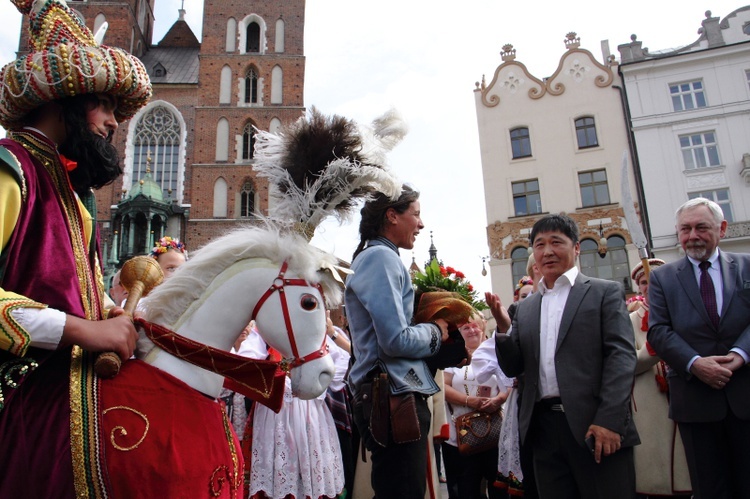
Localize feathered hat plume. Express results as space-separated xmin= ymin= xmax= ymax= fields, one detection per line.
xmin=253 ymin=107 xmax=405 ymax=238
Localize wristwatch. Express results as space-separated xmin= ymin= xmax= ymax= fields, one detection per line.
xmin=330 ymin=329 xmax=338 ymax=341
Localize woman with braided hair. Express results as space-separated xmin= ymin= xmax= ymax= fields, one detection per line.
xmin=345 ymin=185 xmax=450 ymax=498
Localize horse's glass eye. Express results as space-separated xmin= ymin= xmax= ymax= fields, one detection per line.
xmin=300 ymin=294 xmax=318 ymax=311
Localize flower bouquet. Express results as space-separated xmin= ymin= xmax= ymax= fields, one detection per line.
xmin=412 ymin=259 xmax=486 ymax=371
xmin=412 ymin=259 xmax=488 ymax=315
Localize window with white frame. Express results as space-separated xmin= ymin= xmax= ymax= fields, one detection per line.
xmin=574 ymin=116 xmax=598 ymax=149
xmin=680 ymin=131 xmax=720 ymax=170
xmin=670 ymin=80 xmax=706 ymax=111
xmin=512 ymin=179 xmax=541 ymax=216
xmin=688 ymin=189 xmax=734 ymax=223
xmin=578 ymin=169 xmax=610 ymax=207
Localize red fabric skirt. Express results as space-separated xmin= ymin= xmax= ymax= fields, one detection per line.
xmin=101 ymin=359 xmax=244 ymax=498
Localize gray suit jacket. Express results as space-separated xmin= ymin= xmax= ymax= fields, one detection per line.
xmin=648 ymin=251 xmax=750 ymax=422
xmin=496 ymin=273 xmax=639 ymax=449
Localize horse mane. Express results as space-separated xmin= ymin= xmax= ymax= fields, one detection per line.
xmin=143 ymin=226 xmax=344 ymax=327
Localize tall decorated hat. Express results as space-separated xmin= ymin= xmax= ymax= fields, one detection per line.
xmin=0 ymin=0 xmax=152 ymax=129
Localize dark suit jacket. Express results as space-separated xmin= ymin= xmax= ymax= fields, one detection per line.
xmin=647 ymin=251 xmax=750 ymax=422
xmin=496 ymin=273 xmax=639 ymax=449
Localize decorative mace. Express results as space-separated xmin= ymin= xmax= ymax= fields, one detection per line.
xmin=94 ymin=255 xmax=164 ymax=378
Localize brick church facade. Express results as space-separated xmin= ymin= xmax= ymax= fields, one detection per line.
xmin=17 ymin=0 xmax=306 ymax=279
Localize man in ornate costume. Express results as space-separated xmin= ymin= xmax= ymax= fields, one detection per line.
xmin=0 ymin=0 xmax=151 ymax=496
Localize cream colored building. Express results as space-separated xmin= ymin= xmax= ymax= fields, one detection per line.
xmin=618 ymin=7 xmax=750 ymax=262
xmin=474 ymin=34 xmax=640 ymax=305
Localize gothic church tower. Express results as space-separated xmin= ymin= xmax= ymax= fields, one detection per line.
xmin=17 ymin=1 xmax=307 ymax=269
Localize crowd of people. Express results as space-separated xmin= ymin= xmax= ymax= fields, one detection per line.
xmin=0 ymin=0 xmax=747 ymax=497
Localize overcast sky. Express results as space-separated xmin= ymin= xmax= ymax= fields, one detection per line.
xmin=0 ymin=0 xmax=742 ymax=298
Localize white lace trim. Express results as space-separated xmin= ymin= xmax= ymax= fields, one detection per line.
xmin=249 ymin=383 xmax=344 ymax=498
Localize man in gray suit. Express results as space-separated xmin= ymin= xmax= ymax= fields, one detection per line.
xmin=648 ymin=197 xmax=750 ymax=499
xmin=489 ymin=214 xmax=638 ymax=498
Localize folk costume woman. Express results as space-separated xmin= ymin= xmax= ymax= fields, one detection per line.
xmin=442 ymin=312 xmax=511 ymax=499
xmin=0 ymin=0 xmax=151 ymax=495
xmin=150 ymin=236 xmax=188 ymax=279
xmin=629 ymin=259 xmax=692 ymax=496
xmin=243 ymin=328 xmax=347 ymax=499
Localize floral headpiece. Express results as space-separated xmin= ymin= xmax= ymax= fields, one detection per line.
xmin=150 ymin=236 xmax=187 ymax=259
xmin=513 ymin=275 xmax=534 ymax=298
xmin=412 ymin=259 xmax=487 ymax=311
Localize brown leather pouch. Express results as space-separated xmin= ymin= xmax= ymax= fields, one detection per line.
xmin=369 ymin=373 xmax=390 ymax=446
xmin=390 ymin=392 xmax=421 ymax=444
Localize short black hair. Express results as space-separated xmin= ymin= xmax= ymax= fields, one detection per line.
xmin=529 ymin=214 xmax=579 ymax=245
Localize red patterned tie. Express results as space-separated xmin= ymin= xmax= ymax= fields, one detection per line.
xmin=699 ymin=260 xmax=719 ymax=328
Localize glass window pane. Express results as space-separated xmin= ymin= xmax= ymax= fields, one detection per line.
xmin=512 ymin=247 xmax=528 ymax=259
xmin=716 ymin=189 xmax=729 ymax=201
xmin=723 ymin=205 xmax=734 ymax=223
xmin=512 ymin=183 xmax=525 ymax=195
xmin=679 ymin=136 xmax=690 ymax=148
xmin=592 ymin=170 xmax=607 ymax=182
xmin=696 ymin=92 xmax=706 ymax=107
xmin=528 ymin=194 xmax=542 ymax=214
xmin=514 ymin=197 xmax=526 ymax=216
xmin=594 ymin=184 xmax=610 ymax=204
xmin=586 ymin=129 xmax=598 ymax=146
xmin=672 ymin=96 xmax=683 ymax=111
xmin=581 ymin=186 xmax=594 ymax=207
xmin=682 ymin=150 xmax=695 ymax=169
xmin=695 ymin=150 xmax=707 ymax=168
xmin=528 ymin=180 xmax=539 ymax=192
xmin=580 ymin=253 xmax=595 ymax=268
xmin=580 ymin=239 xmax=598 ymax=251
xmin=707 ymin=146 xmax=720 ymax=166
xmin=578 ymin=172 xmax=591 ymax=183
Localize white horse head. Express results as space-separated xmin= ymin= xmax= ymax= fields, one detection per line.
xmin=136 ymin=226 xmax=343 ymax=401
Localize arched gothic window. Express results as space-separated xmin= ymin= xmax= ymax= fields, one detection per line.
xmin=226 ymin=18 xmax=236 ymax=52
xmin=133 ymin=105 xmax=181 ymax=199
xmin=213 ymin=177 xmax=228 ymax=218
xmin=246 ymin=22 xmax=260 ymax=52
xmin=242 ymin=123 xmax=255 ymax=160
xmin=275 ymin=18 xmax=285 ymax=52
xmin=219 ymin=65 xmax=232 ymax=104
xmin=245 ymin=68 xmax=258 ymax=104
xmin=240 ymin=181 xmax=255 ymax=218
xmin=271 ymin=65 xmax=283 ymax=104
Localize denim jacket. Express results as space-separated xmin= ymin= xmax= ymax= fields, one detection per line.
xmin=345 ymin=237 xmax=441 ymax=397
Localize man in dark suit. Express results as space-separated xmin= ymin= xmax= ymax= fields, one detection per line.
xmin=488 ymin=214 xmax=638 ymax=498
xmin=648 ymin=197 xmax=750 ymax=499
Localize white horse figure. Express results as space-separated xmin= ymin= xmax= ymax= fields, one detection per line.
xmin=139 ymin=225 xmax=342 ymax=400
xmin=0 ymin=226 xmax=344 ymax=499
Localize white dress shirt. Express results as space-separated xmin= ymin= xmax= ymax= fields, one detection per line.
xmin=537 ymin=266 xmax=579 ymax=400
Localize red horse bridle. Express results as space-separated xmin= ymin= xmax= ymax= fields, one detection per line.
xmin=251 ymin=261 xmax=329 ymax=372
